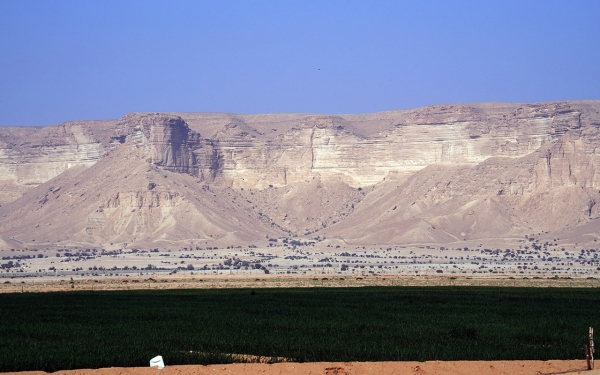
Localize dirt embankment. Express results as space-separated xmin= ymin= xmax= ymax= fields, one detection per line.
xmin=4 ymin=360 xmax=596 ymax=375
xmin=3 ymin=275 xmax=600 ymax=294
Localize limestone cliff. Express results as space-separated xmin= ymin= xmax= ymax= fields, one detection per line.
xmin=0 ymin=121 xmax=107 ymax=204
xmin=1 ymin=100 xmax=600 ymax=246
xmin=113 ymin=113 xmax=202 ymax=175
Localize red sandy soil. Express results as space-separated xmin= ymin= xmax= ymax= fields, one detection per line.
xmin=4 ymin=360 xmax=598 ymax=375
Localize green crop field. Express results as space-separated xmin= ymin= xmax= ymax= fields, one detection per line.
xmin=0 ymin=286 xmax=597 ymax=372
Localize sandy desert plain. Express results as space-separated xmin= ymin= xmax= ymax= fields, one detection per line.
xmin=1 ymin=235 xmax=600 ymax=291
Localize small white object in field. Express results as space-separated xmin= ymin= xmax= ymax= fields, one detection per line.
xmin=150 ymin=355 xmax=165 ymax=370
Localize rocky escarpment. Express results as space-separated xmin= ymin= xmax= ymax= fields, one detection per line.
xmin=0 ymin=114 xmax=204 ymax=205
xmin=112 ymin=113 xmax=202 ymax=175
xmin=0 ymin=121 xmax=108 ymax=204
xmin=0 ymin=145 xmax=281 ymax=247
xmin=190 ymin=101 xmax=598 ymax=189
xmin=322 ymin=122 xmax=600 ymax=243
xmin=1 ymin=100 xmax=600 ymax=246
xmin=1 ymin=101 xmax=597 ymax=202
xmin=123 ymin=102 xmax=595 ymax=190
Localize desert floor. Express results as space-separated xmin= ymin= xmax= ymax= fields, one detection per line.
xmin=3 ymin=236 xmax=600 ymax=282
xmin=2 ymin=360 xmax=597 ymax=375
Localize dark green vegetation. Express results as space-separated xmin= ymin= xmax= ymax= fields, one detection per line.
xmin=0 ymin=287 xmax=597 ymax=372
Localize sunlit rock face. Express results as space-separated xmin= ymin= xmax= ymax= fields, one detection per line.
xmin=1 ymin=101 xmax=600 ymax=245
xmin=0 ymin=122 xmax=106 ymax=204
xmin=197 ymin=101 xmax=593 ymax=189
xmin=113 ymin=113 xmax=202 ymax=175
xmin=0 ymin=114 xmax=202 ymax=205
xmin=0 ymin=101 xmax=596 ymax=203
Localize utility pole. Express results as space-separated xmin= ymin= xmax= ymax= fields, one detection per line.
xmin=583 ymin=327 xmax=594 ymax=370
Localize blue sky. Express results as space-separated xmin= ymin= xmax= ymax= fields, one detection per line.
xmin=0 ymin=0 xmax=599 ymax=126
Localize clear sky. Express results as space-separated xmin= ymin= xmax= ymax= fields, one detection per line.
xmin=1 ymin=0 xmax=599 ymax=126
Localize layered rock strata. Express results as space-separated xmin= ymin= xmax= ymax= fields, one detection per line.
xmin=1 ymin=100 xmax=600 ymax=245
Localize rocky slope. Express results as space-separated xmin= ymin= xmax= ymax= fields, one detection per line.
xmin=1 ymin=100 xmax=600 ymax=247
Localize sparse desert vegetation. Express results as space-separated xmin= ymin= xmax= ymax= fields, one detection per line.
xmin=2 ymin=236 xmax=599 ymax=282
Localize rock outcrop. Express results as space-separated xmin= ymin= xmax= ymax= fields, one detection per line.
xmin=0 ymin=121 xmax=107 ymax=204
xmin=111 ymin=113 xmax=202 ymax=174
xmin=1 ymin=100 xmax=600 ymax=246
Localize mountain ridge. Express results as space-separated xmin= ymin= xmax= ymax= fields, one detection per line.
xmin=1 ymin=100 xmax=600 ymax=248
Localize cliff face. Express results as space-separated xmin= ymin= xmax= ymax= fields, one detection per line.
xmin=113 ymin=113 xmax=202 ymax=175
xmin=321 ymin=123 xmax=600 ymax=244
xmin=1 ymin=102 xmax=594 ymax=200
xmin=0 ymin=121 xmax=107 ymax=204
xmin=0 ymin=114 xmax=202 ymax=205
xmin=194 ymin=101 xmax=593 ymax=189
xmin=1 ymin=100 xmax=600 ymax=246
